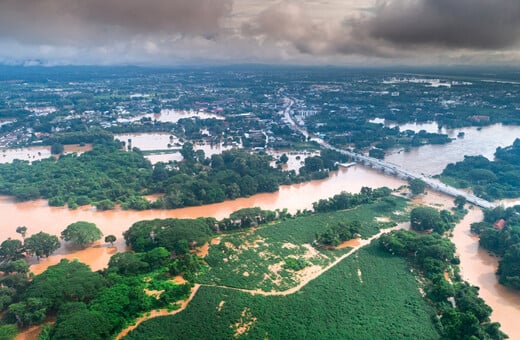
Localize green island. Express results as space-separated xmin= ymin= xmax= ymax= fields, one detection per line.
xmin=0 ymin=138 xmax=345 ymax=210
xmin=440 ymin=139 xmax=520 ymax=201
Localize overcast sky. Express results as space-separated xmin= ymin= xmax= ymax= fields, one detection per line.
xmin=1 ymin=0 xmax=519 ymax=66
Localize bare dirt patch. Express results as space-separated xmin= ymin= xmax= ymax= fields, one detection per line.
xmin=195 ymin=242 xmax=210 ymax=258
xmin=232 ymin=307 xmax=257 ymax=338
xmin=336 ymin=238 xmax=361 ymax=249
xmin=144 ymin=289 xmax=164 ymax=299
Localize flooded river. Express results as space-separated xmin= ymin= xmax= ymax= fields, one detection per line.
xmin=7 ymin=121 xmax=520 ymax=338
xmin=385 ymin=123 xmax=520 ymax=175
xmin=0 ymin=165 xmax=404 ymax=274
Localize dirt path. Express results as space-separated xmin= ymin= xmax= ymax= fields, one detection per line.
xmin=115 ymin=224 xmax=408 ymax=339
xmin=202 ymin=223 xmax=409 ymax=297
xmin=115 ymin=284 xmax=200 ymax=340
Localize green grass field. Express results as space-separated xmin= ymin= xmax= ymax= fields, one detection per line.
xmin=126 ymin=243 xmax=439 ymax=339
xmin=196 ymin=197 xmax=408 ymax=291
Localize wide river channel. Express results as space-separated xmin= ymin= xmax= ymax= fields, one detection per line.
xmin=5 ymin=122 xmax=520 ymax=338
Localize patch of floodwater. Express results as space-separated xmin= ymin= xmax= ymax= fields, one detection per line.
xmin=0 ymin=144 xmax=92 ymax=164
xmin=114 ymin=132 xmax=240 ymax=164
xmin=268 ymin=150 xmax=319 ymax=172
xmin=385 ymin=124 xmax=520 ymax=176
xmin=118 ymin=109 xmax=225 ymax=124
xmin=115 ymin=133 xmax=179 ymax=151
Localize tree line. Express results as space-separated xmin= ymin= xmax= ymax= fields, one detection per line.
xmin=441 ymin=139 xmax=520 ymax=200
xmin=0 ymin=138 xmax=347 ymax=210
xmin=471 ymin=205 xmax=520 ymax=290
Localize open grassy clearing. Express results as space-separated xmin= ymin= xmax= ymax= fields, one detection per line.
xmin=196 ymin=197 xmax=408 ymax=292
xmin=126 ymin=243 xmax=439 ymax=339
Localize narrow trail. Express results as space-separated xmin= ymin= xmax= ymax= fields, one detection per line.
xmin=115 ymin=284 xmax=200 ymax=340
xmin=115 ymin=223 xmax=408 ymax=338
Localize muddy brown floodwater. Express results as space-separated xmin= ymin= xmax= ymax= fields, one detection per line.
xmin=6 ymin=163 xmax=520 ymax=338
xmin=452 ymin=208 xmax=520 ymax=337
xmin=0 ymin=165 xmax=404 ymax=275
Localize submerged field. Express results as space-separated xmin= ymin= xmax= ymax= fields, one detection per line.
xmin=126 ymin=243 xmax=439 ymax=339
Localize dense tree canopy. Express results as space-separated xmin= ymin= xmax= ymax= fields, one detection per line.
xmin=24 ymin=232 xmax=60 ymax=260
xmin=410 ymin=206 xmax=450 ymax=233
xmin=123 ymin=218 xmax=214 ymax=253
xmin=61 ymin=222 xmax=103 ymax=248
xmin=442 ymin=139 xmax=520 ymax=200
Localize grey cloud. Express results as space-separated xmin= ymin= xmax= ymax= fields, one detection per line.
xmin=242 ymin=0 xmax=520 ymax=61
xmin=365 ymin=0 xmax=520 ymax=49
xmin=0 ymin=0 xmax=233 ymax=45
xmin=241 ymin=1 xmax=398 ymax=58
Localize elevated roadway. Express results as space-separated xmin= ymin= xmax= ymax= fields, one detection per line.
xmin=282 ymin=98 xmax=496 ymax=210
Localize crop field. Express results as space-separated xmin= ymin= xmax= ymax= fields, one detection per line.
xmin=196 ymin=197 xmax=408 ymax=291
xmin=126 ymin=243 xmax=438 ymax=339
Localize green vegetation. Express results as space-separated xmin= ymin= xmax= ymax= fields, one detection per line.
xmin=315 ymin=221 xmax=360 ymax=246
xmin=409 ymin=178 xmax=427 ymax=196
xmin=60 ymin=221 xmax=103 ymax=248
xmin=470 ymin=205 xmax=520 ymax=290
xmin=104 ymin=235 xmax=116 ymax=246
xmin=0 ymin=139 xmax=336 ymax=210
xmin=0 ymin=234 xmax=198 ymax=338
xmin=311 ymin=186 xmax=393 ymax=213
xmin=126 ymin=244 xmax=439 ymax=339
xmin=380 ymin=230 xmax=506 ymax=339
xmin=23 ymin=232 xmax=60 ymax=261
xmin=123 ymin=218 xmax=215 ymax=254
xmin=441 ymin=139 xmax=520 ymax=200
xmin=198 ymin=195 xmax=406 ymax=291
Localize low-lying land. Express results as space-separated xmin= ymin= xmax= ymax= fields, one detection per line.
xmin=125 ymin=243 xmax=440 ymax=340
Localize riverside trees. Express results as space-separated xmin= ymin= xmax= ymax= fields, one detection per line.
xmin=61 ymin=222 xmax=103 ymax=248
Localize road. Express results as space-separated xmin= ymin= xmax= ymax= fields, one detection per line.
xmin=282 ymin=98 xmax=496 ymax=210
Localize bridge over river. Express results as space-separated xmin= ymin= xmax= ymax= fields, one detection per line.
xmin=282 ymin=99 xmax=496 ymax=210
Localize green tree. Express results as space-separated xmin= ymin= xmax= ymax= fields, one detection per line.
xmin=454 ymin=195 xmax=467 ymax=209
xmin=16 ymin=226 xmax=27 ymax=239
xmin=497 ymin=243 xmax=520 ymax=290
xmin=410 ymin=206 xmax=444 ymax=232
xmin=25 ymin=259 xmax=105 ymax=310
xmin=8 ymin=298 xmax=48 ymax=327
xmin=61 ymin=221 xmax=103 ymax=248
xmin=50 ymin=143 xmax=64 ymax=155
xmin=24 ymin=232 xmax=60 ymax=260
xmin=279 ymin=153 xmax=289 ymax=164
xmin=180 ymin=142 xmax=196 ymax=162
xmin=104 ymin=235 xmax=116 ymax=246
xmin=409 ymin=178 xmax=427 ymax=196
xmin=0 ymin=259 xmax=29 ymax=275
xmin=51 ymin=309 xmax=111 ymax=340
xmin=0 ymin=239 xmax=23 ymax=261
xmin=95 ymin=199 xmax=115 ymax=211
xmin=0 ymin=324 xmax=17 ymax=340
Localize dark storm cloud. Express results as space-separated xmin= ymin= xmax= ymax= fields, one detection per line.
xmin=364 ymin=0 xmax=520 ymax=49
xmin=0 ymin=0 xmax=233 ymax=45
xmin=241 ymin=1 xmax=397 ymax=58
xmin=244 ymin=0 xmax=520 ymax=61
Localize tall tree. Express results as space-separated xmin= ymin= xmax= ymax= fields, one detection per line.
xmin=16 ymin=226 xmax=27 ymax=239
xmin=24 ymin=232 xmax=60 ymax=260
xmin=0 ymin=239 xmax=23 ymax=261
xmin=409 ymin=178 xmax=427 ymax=196
xmin=61 ymin=222 xmax=103 ymax=248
